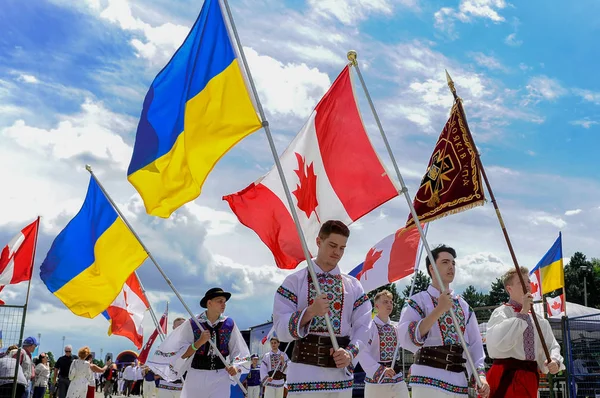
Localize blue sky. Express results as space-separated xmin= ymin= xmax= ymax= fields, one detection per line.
xmin=0 ymin=0 xmax=599 ymax=359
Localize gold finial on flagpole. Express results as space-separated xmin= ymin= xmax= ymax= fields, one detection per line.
xmin=85 ymin=164 xmax=92 ymax=172
xmin=347 ymin=50 xmax=358 ymax=66
xmin=445 ymin=69 xmax=457 ymax=99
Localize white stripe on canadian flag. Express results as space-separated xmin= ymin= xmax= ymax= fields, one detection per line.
xmin=0 ymin=219 xmax=39 ymax=290
xmin=530 ymin=270 xmax=542 ymax=301
xmin=546 ymin=294 xmax=564 ymax=317
xmin=105 ymin=274 xmax=149 ymax=349
xmin=224 ymin=66 xmax=399 ymax=269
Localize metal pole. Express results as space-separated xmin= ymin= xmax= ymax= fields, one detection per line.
xmin=220 ymin=0 xmax=339 ymax=350
xmin=12 ymin=216 xmax=40 ymax=398
xmin=135 ymin=272 xmax=165 ymax=341
xmin=347 ymin=51 xmax=482 ymax=387
xmin=583 ymin=274 xmax=587 ymax=307
xmin=445 ymin=70 xmax=552 ymax=362
xmin=85 ymin=166 xmax=247 ymax=394
xmin=62 ymin=336 xmax=65 ymax=351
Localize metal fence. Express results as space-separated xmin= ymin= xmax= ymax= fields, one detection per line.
xmin=565 ymin=313 xmax=600 ymax=398
xmin=0 ymin=304 xmax=27 ymax=397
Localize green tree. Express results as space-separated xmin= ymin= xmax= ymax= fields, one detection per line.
xmin=486 ymin=278 xmax=509 ymax=306
xmin=401 ymin=270 xmax=431 ymax=298
xmin=368 ymin=283 xmax=404 ymax=321
xmin=46 ymin=351 xmax=56 ymax=369
xmin=564 ymin=252 xmax=600 ymax=308
xmin=461 ymin=285 xmax=488 ymax=308
xmin=93 ymin=359 xmax=105 ymax=367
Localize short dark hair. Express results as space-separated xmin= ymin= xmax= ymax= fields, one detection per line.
xmin=318 ymin=220 xmax=350 ymax=240
xmin=425 ymin=245 xmax=457 ymax=278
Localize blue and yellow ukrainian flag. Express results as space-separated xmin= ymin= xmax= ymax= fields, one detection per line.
xmin=127 ymin=0 xmax=262 ymax=218
xmin=40 ymin=177 xmax=148 ymax=318
xmin=531 ymin=233 xmax=564 ymax=295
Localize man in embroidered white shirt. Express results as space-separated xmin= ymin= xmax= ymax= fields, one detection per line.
xmin=272 ymin=220 xmax=373 ymax=397
xmin=486 ymin=267 xmax=563 ymax=398
xmin=260 ymin=335 xmax=289 ymax=398
xmin=358 ymin=289 xmax=408 ymax=398
xmin=399 ymin=245 xmax=489 ymax=398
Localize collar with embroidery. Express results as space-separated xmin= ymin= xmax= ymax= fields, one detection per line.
xmin=506 ymin=299 xmax=524 ymax=312
xmin=427 ymin=285 xmax=456 ymax=298
xmin=374 ymin=315 xmax=393 ymax=326
xmin=312 ymin=261 xmax=341 ymax=276
xmin=198 ymin=311 xmax=227 ymax=326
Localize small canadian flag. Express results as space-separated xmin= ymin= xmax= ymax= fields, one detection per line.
xmin=530 ymin=270 xmax=542 ymax=301
xmin=546 ymin=294 xmax=565 ymax=317
xmin=0 ymin=218 xmax=40 ymax=304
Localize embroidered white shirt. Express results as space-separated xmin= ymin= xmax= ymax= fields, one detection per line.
xmin=272 ymin=262 xmax=372 ymax=394
xmin=358 ymin=316 xmax=404 ymax=385
xmin=260 ymin=350 xmax=289 ymax=388
xmin=398 ymin=285 xmax=485 ymax=396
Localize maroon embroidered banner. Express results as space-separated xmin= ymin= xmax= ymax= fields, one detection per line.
xmin=406 ymin=102 xmax=485 ymax=228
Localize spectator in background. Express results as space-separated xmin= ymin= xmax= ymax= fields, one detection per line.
xmin=5 ymin=337 xmax=37 ymax=398
xmin=0 ymin=345 xmax=28 ymax=398
xmin=33 ymin=353 xmax=50 ymax=398
xmin=123 ymin=363 xmax=135 ymax=397
xmin=53 ymin=346 xmax=74 ymax=398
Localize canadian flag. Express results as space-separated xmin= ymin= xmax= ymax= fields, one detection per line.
xmin=224 ymin=66 xmax=399 ymax=269
xmin=350 ymin=223 xmax=427 ymax=293
xmin=0 ymin=218 xmax=40 ymax=304
xmin=103 ymin=273 xmax=149 ymax=349
xmin=546 ymin=294 xmax=565 ymax=317
xmin=261 ymin=326 xmax=276 ymax=345
xmin=137 ymin=304 xmax=168 ymax=364
xmin=530 ymin=270 xmax=542 ymax=301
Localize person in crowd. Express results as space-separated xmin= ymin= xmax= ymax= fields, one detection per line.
xmin=53 ymin=346 xmax=74 ymax=398
xmin=33 ymin=353 xmax=50 ymax=398
xmin=0 ymin=345 xmax=28 ymax=398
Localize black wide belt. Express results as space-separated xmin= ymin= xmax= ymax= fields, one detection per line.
xmin=191 ymin=354 xmax=226 ymax=371
xmin=414 ymin=345 xmax=466 ymax=373
xmin=267 ymin=370 xmax=286 ymax=380
xmin=291 ymin=334 xmax=351 ymax=368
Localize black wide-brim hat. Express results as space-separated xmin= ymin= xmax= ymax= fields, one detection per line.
xmin=200 ymin=287 xmax=232 ymax=308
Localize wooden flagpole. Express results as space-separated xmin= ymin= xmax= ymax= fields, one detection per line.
xmin=445 ymin=71 xmax=551 ymax=361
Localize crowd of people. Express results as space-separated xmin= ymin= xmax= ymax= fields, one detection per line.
xmin=1 ymin=219 xmax=566 ymax=398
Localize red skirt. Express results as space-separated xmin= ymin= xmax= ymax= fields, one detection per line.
xmin=87 ymin=385 xmax=95 ymax=398
xmin=487 ymin=358 xmax=539 ymax=398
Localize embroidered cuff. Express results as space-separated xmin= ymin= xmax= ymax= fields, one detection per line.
xmin=353 ymin=294 xmax=369 ymax=311
xmin=277 ymin=286 xmax=298 ymax=305
xmin=346 ymin=344 xmax=359 ymax=360
xmin=288 ymin=308 xmax=310 ymax=339
xmin=345 ymin=362 xmax=355 ymax=377
xmin=408 ymin=320 xmax=426 ymax=346
xmin=477 ymin=367 xmax=486 ymax=377
xmin=373 ymin=364 xmax=386 ymax=383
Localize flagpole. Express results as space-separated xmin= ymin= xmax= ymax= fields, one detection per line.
xmin=220 ymin=0 xmax=339 ymax=351
xmin=393 ymin=223 xmax=429 ymax=374
xmin=347 ymin=51 xmax=482 ymax=387
xmin=444 ymin=71 xmax=552 ymax=362
xmin=11 ymin=217 xmax=40 ymax=398
xmin=135 ymin=272 xmax=165 ymax=341
xmin=85 ymin=166 xmax=248 ymax=394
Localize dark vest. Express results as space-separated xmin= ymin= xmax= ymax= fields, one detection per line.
xmin=246 ymin=366 xmax=261 ymax=387
xmin=190 ymin=317 xmax=234 ymax=370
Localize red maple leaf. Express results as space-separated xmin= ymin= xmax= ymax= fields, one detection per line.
xmin=356 ymin=248 xmax=383 ymax=280
xmin=292 ymin=153 xmax=319 ymax=220
xmin=530 ymin=282 xmax=539 ymax=294
xmin=551 ymin=300 xmax=561 ymax=310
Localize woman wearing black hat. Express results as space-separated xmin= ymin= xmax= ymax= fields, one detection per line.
xmin=145 ymin=287 xmax=250 ymax=398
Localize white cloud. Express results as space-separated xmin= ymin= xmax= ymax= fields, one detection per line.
xmin=2 ymin=99 xmax=135 ymax=170
xmin=434 ymin=0 xmax=507 ymax=38
xmin=573 ymin=88 xmax=600 ymax=105
xmin=470 ymin=52 xmax=507 ymax=71
xmin=504 ymin=33 xmax=523 ymax=46
xmin=524 ymin=75 xmax=567 ymax=105
xmin=307 ymin=0 xmax=417 ymax=25
xmin=526 ymin=150 xmax=536 ymax=156
xmin=570 ymin=119 xmax=598 ymax=129
xmin=17 ymin=74 xmax=39 ymax=84
xmin=244 ymin=48 xmax=331 ymax=118
xmin=519 ymin=62 xmax=532 ymax=72
xmin=99 ymin=0 xmax=188 ymax=65
xmin=528 ymin=213 xmax=567 ymax=229
xmin=565 ymin=209 xmax=582 ymax=216
xmin=454 ymin=252 xmax=510 ymax=292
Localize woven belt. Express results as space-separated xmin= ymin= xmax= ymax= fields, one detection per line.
xmin=267 ymin=370 xmax=286 ymax=380
xmin=414 ymin=345 xmax=466 ymax=373
xmin=291 ymin=335 xmax=351 ymax=368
